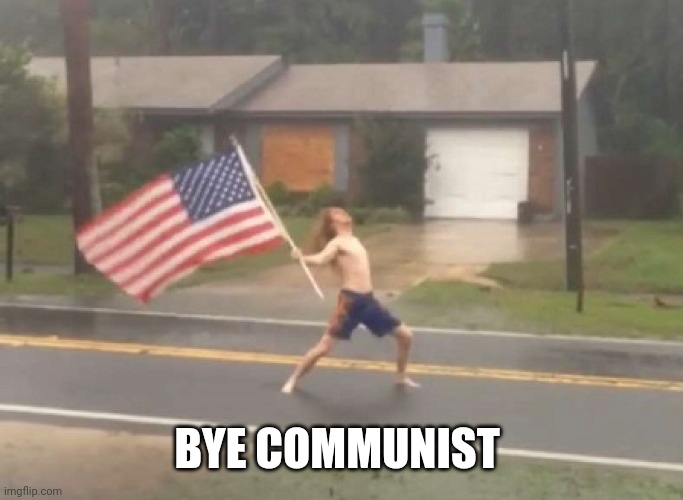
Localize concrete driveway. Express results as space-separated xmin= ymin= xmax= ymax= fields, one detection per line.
xmin=359 ymin=220 xmax=613 ymax=290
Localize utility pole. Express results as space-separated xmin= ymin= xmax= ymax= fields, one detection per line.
xmin=60 ymin=0 xmax=96 ymax=274
xmin=559 ymin=0 xmax=584 ymax=312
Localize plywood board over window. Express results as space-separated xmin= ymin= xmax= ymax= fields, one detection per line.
xmin=260 ymin=125 xmax=335 ymax=192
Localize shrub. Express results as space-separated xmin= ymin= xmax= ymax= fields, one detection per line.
xmin=347 ymin=206 xmax=372 ymax=225
xmin=292 ymin=202 xmax=316 ymax=217
xmin=266 ymin=181 xmax=293 ymax=206
xmin=365 ymin=207 xmax=413 ymax=224
xmin=101 ymin=124 xmax=203 ymax=206
xmin=13 ymin=140 xmax=69 ymax=213
xmin=153 ymin=126 xmax=202 ymax=173
xmin=354 ymin=118 xmax=427 ymax=220
xmin=307 ymin=184 xmax=344 ymax=212
xmin=0 ymin=44 xmax=67 ymax=213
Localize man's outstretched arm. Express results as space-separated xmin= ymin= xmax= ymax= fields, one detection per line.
xmin=291 ymin=239 xmax=340 ymax=266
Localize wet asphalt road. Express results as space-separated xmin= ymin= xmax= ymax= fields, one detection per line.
xmin=0 ymin=346 xmax=682 ymax=464
xmin=0 ymin=306 xmax=681 ymax=465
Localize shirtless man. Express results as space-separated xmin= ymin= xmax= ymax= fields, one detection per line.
xmin=281 ymin=207 xmax=419 ymax=394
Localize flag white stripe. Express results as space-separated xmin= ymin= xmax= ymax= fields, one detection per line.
xmin=78 ymin=179 xmax=174 ymax=249
xmin=140 ymin=227 xmax=282 ymax=300
xmin=114 ymin=200 xmax=264 ymax=285
xmin=203 ymin=228 xmax=281 ymax=262
xmin=125 ymin=210 xmax=273 ymax=294
xmin=142 ymin=267 xmax=197 ymax=301
xmin=85 ymin=194 xmax=183 ymax=262
xmin=110 ymin=199 xmax=263 ymax=284
xmin=96 ymin=211 xmax=188 ymax=273
xmin=127 ymin=214 xmax=277 ymax=296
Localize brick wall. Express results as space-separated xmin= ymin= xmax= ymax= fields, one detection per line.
xmin=528 ymin=121 xmax=557 ymax=214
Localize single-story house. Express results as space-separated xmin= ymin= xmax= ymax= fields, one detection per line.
xmin=234 ymin=60 xmax=597 ymax=220
xmin=28 ymin=54 xmax=285 ymax=155
xmin=28 ymin=14 xmax=598 ymax=221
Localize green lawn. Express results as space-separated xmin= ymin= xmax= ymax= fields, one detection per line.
xmin=0 ymin=214 xmax=386 ymax=297
xmin=4 ymin=216 xmax=683 ymax=340
xmin=402 ymin=220 xmax=682 ymax=339
xmin=10 ymin=215 xmax=76 ymax=267
xmin=397 ymin=281 xmax=683 ymax=340
xmin=123 ymin=460 xmax=683 ymax=500
xmin=486 ymin=220 xmax=683 ymax=294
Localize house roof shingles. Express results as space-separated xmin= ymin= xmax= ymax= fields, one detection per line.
xmin=236 ymin=61 xmax=598 ymax=116
xmin=28 ymin=55 xmax=282 ymax=112
xmin=27 ymin=57 xmax=597 ymax=117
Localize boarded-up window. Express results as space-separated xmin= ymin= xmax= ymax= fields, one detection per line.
xmin=261 ymin=125 xmax=335 ymax=192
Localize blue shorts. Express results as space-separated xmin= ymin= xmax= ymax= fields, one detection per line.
xmin=328 ymin=290 xmax=401 ymax=340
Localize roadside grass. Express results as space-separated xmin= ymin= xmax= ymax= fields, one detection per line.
xmin=0 ymin=273 xmax=116 ymax=297
xmin=396 ymin=280 xmax=683 ymax=340
xmin=392 ymin=219 xmax=683 ymax=339
xmin=486 ymin=220 xmax=683 ymax=294
xmin=0 ymin=214 xmax=388 ymax=296
xmin=4 ymin=215 xmax=683 ymax=341
xmin=12 ymin=215 xmax=75 ymax=267
xmin=123 ymin=459 xmax=683 ymax=500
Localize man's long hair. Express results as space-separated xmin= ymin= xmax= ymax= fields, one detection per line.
xmin=305 ymin=207 xmax=338 ymax=254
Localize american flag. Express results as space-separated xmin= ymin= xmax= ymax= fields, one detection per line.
xmin=76 ymin=145 xmax=284 ymax=302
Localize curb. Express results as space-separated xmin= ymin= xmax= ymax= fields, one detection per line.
xmin=0 ymin=301 xmax=681 ymax=348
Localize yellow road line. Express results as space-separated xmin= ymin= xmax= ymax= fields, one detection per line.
xmin=0 ymin=333 xmax=681 ymax=393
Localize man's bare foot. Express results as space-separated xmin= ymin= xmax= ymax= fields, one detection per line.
xmin=281 ymin=379 xmax=296 ymax=394
xmin=396 ymin=376 xmax=420 ymax=388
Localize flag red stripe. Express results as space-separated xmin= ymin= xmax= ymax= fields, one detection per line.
xmin=78 ymin=179 xmax=175 ymax=252
xmin=99 ymin=216 xmax=191 ymax=278
xmin=133 ymin=225 xmax=282 ymax=301
xmin=89 ymin=205 xmax=188 ymax=273
xmin=118 ymin=206 xmax=269 ymax=290
xmin=138 ymin=236 xmax=283 ymax=303
xmin=77 ymin=175 xmax=170 ymax=238
xmin=202 ymin=235 xmax=283 ymax=267
xmin=126 ymin=219 xmax=277 ymax=295
xmin=80 ymin=191 xmax=177 ymax=256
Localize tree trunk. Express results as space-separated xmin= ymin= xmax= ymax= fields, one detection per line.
xmin=59 ymin=0 xmax=96 ymax=275
xmin=204 ymin=0 xmax=221 ymax=53
xmin=490 ymin=0 xmax=513 ymax=59
xmin=91 ymin=156 xmax=102 ymax=214
xmin=152 ymin=0 xmax=171 ymax=55
xmin=654 ymin=0 xmax=672 ymax=121
xmin=663 ymin=0 xmax=679 ymax=124
xmin=671 ymin=1 xmax=683 ymax=129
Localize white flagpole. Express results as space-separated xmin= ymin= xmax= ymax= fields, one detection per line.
xmin=231 ymin=137 xmax=325 ymax=300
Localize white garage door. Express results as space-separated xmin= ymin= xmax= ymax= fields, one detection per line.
xmin=424 ymin=127 xmax=530 ymax=219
